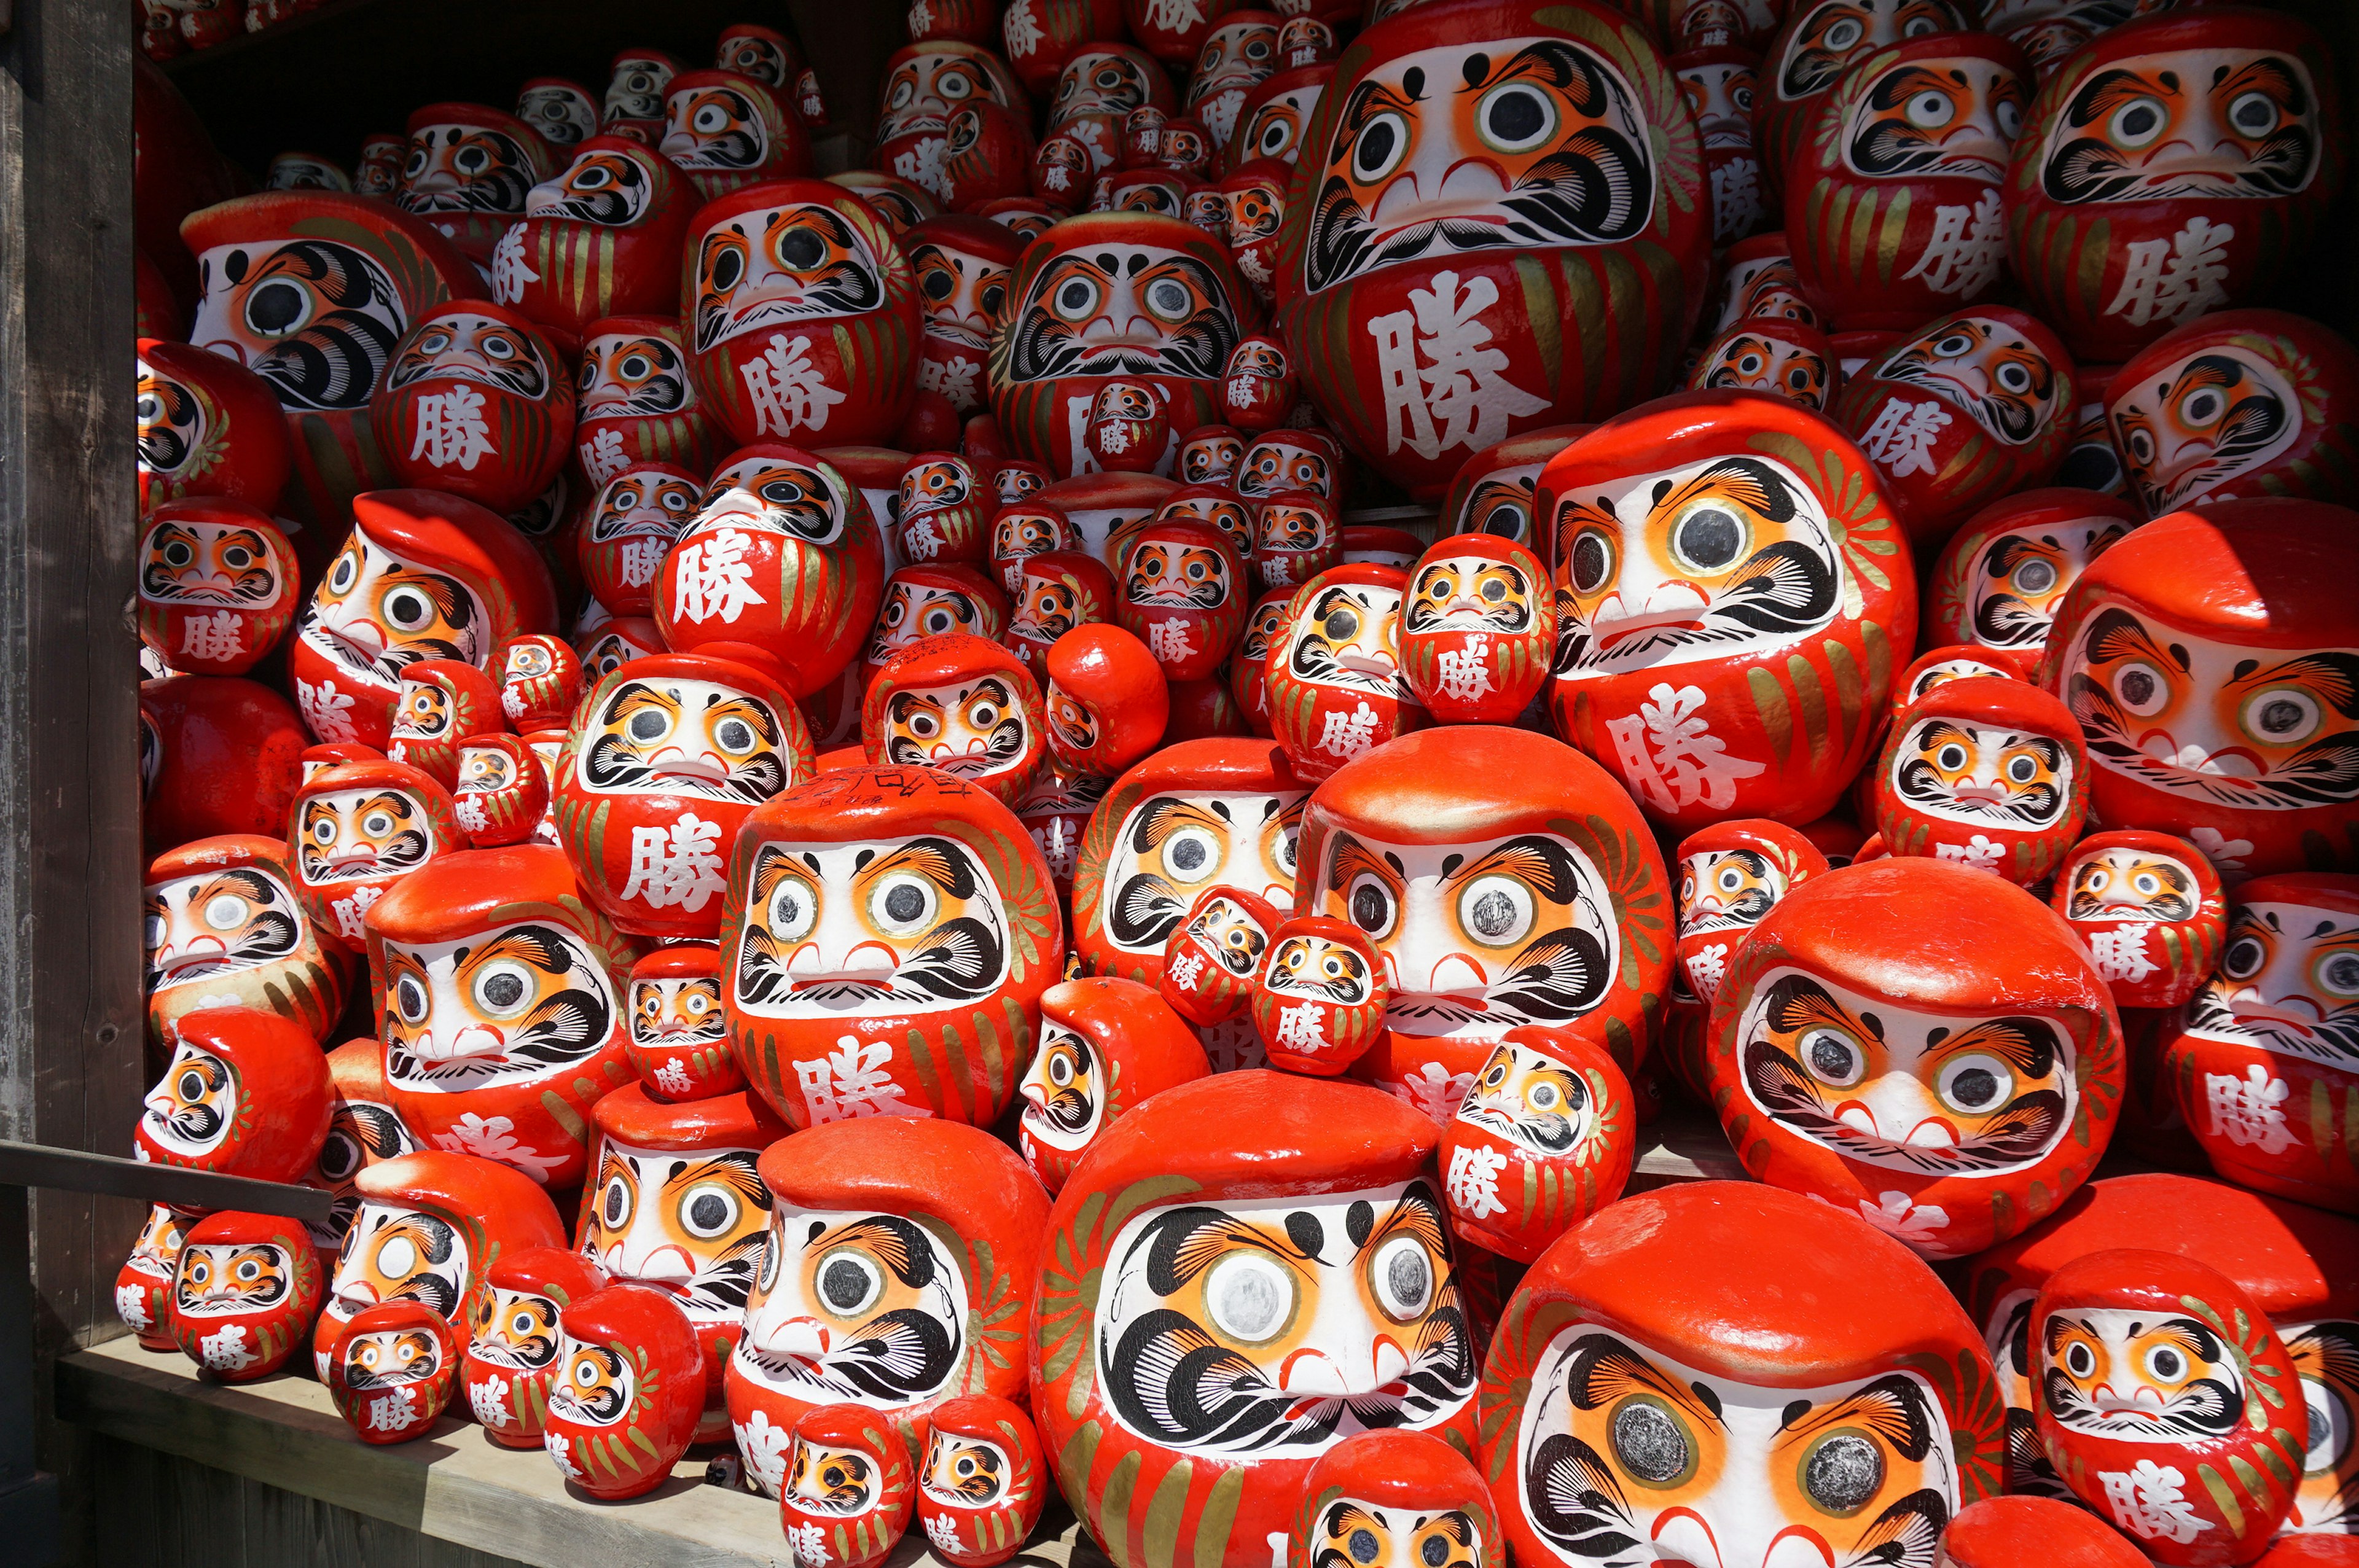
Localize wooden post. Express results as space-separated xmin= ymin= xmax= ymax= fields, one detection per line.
xmin=0 ymin=0 xmax=144 ymax=1562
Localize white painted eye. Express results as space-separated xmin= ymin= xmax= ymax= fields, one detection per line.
xmin=1370 ymin=1234 xmax=1434 ymax=1323
xmin=2243 ymin=687 xmax=2321 ymax=747
xmin=1937 ymin=1053 xmax=2013 ymax=1114
xmin=2223 ymin=934 xmax=2267 ymax=980
xmin=472 ymin=959 xmax=536 ymax=1019
xmin=1458 ymin=874 xmax=1535 ymax=948
xmin=2011 ymin=558 xmax=2056 ymax=594
xmin=1904 ymin=90 xmax=1953 ymax=129
xmin=2228 ymin=90 xmax=2280 ymax=139
xmin=1052 ymin=275 xmax=1101 ymax=322
xmin=766 ymin=875 xmax=818 ymax=941
xmin=870 ymin=872 xmax=937 ymax=936
xmin=1476 ymin=81 xmax=1557 ymax=154
xmin=1349 ymin=111 xmax=1410 ymax=183
xmin=1995 ymin=360 xmax=2033 ymax=395
xmin=1205 ymin=1250 xmax=1294 ymax=1343
xmin=2109 ymin=96 xmax=2168 ymax=148
xmin=1799 ymin=1028 xmax=1863 ymax=1088
xmin=1995 ymin=99 xmax=2022 ymax=139
xmin=2315 ymin=951 xmax=2359 ymax=1000
xmin=2303 ymin=1366 xmax=2350 ymax=1476
xmin=362 ymin=809 xmax=397 ymax=837
xmin=2006 ymin=754 xmax=2040 ymax=784
xmin=1162 ymin=825 xmax=1223 ymax=885
xmin=1345 ymin=874 xmax=1398 ymax=942
xmin=394 ymin=974 xmax=430 ymax=1025
xmin=2145 ymin=1343 xmax=2188 ymax=1383
xmin=1822 ymin=17 xmax=1863 ymax=51
xmin=312 ymin=818 xmax=338 ymax=844
xmin=600 ymin=1172 xmax=633 ymax=1230
xmin=2110 ymin=661 xmax=2169 ymax=717
xmin=713 ymin=716 xmax=759 ymax=755
xmin=2130 ymin=872 xmax=2160 ymax=897
xmin=377 ymin=1235 xmax=417 ymax=1278
xmin=678 ymin=1182 xmax=741 ymax=1240
xmin=204 ymin=894 xmax=248 ymax=929
xmin=1936 ymin=742 xmax=1970 ymax=772
xmin=815 ymin=1247 xmax=884 ymax=1317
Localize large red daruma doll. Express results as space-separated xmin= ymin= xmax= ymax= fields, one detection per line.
xmin=1273 ymin=0 xmax=1710 ymax=501
xmin=1705 ymin=858 xmax=2124 ymax=1258
xmin=2039 ymin=499 xmax=2359 ymax=882
xmin=2006 ymin=7 xmax=2346 ymax=365
xmin=684 ymin=178 xmax=919 ymax=450
xmin=988 ymin=212 xmax=1258 ymax=479
xmin=1476 ymin=1181 xmax=2006 ymax=1568
xmin=289 ymin=489 xmax=557 ymax=750
xmin=373 ymin=300 xmax=577 ymax=517
xmin=1541 ymin=391 xmax=1917 ymax=831
xmin=1294 ymin=725 xmax=1670 ymax=1121
xmin=1030 ymin=1071 xmax=1479 ymax=1568
xmin=727 ymin=1117 xmax=1049 ymax=1494
xmin=719 ymin=766 xmax=1063 ymax=1130
xmin=366 ymin=845 xmax=639 ymax=1190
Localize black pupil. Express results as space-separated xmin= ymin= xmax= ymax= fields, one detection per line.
xmin=1469 ymin=888 xmax=1516 ymax=936
xmin=821 ymin=1259 xmax=869 ymax=1310
xmin=712 ymin=251 xmax=743 ymax=290
xmin=2259 ymin=699 xmax=2306 ymax=735
xmin=178 ymin=1071 xmax=203 ymax=1099
xmin=321 ymin=1135 xmax=358 ymax=1179
xmin=1805 ymin=1434 xmax=1882 ymax=1513
xmin=400 ymin=979 xmax=425 ymax=1017
xmin=885 ymin=884 xmax=926 ymax=923
xmin=1323 ymin=610 xmax=1356 ymax=640
xmin=2312 ymin=1403 xmax=2332 ymax=1451
xmin=1351 ymin=886 xmax=1388 ymax=932
xmin=1489 ymin=88 xmax=1544 ymax=143
xmin=483 ymin=973 xmax=526 ymax=1010
xmin=388 ymin=592 xmax=428 ymax=628
xmin=1677 ymin=509 xmax=1742 ymax=569
xmin=2011 ymin=758 xmax=2035 ymax=780
xmin=780 ymin=228 xmax=824 ymax=270
xmin=1810 ymin=1036 xmax=1852 ymax=1078
xmin=1349 ymin=1532 xmax=1380 ymax=1564
xmin=2017 ymin=561 xmax=2054 ymax=590
xmin=1952 ymin=1068 xmax=1998 ymax=1107
xmin=2154 ymin=1349 xmax=2182 ymax=1378
xmin=1171 ymin=838 xmax=1208 ymax=872
xmin=689 ymin=1193 xmax=728 ymax=1231
xmin=2119 ymin=670 xmax=2156 ymax=706
xmin=1386 ymin=1247 xmax=1426 ymax=1306
xmin=923 ymin=271 xmax=954 ymax=300
xmin=2231 ymin=940 xmax=2262 ymax=974
xmin=2122 ymin=104 xmax=2158 ymax=137
xmin=2332 ymin=958 xmax=2359 ymax=989
xmin=1610 ymin=1401 xmax=1688 ymax=1483
xmin=1573 ymin=534 xmax=1608 ymax=590
xmin=604 ymin=1184 xmax=625 ymax=1222
xmin=247 ymin=281 xmax=305 ymax=333
xmin=718 ymin=720 xmax=751 ymax=750
xmin=1060 ymin=282 xmax=1092 ymax=311
xmin=1356 ymin=119 xmax=1396 ymax=173
xmin=630 ymin=711 xmax=667 ymax=740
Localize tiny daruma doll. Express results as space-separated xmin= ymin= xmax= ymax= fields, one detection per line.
xmin=1016 ymin=976 xmax=1208 ymax=1196
xmin=463 ymin=1244 xmax=608 ymax=1448
xmin=171 ymin=1209 xmax=323 ymax=1382
xmin=2049 ymin=830 xmax=2228 ymax=1011
xmin=1285 ymin=1430 xmax=1503 ymax=1568
xmin=1872 ymin=674 xmax=2090 ymax=886
xmin=542 ymin=1282 xmax=706 ymax=1499
xmin=136 ymin=1004 xmax=334 ymax=1181
xmin=143 ymin=834 xmax=349 ymax=1050
xmin=331 ymin=1298 xmax=461 ymax=1443
xmin=915 ymin=1394 xmax=1049 ymax=1568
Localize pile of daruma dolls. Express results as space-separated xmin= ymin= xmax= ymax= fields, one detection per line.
xmin=119 ymin=0 xmax=2359 ymax=1561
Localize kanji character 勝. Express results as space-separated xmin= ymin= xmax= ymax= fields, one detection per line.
xmin=1605 ymin=684 xmax=1765 ymax=815
xmin=1367 ymin=270 xmax=1546 ymax=462
xmin=1901 ymin=191 xmax=2005 ymax=298
xmin=669 ymin=526 xmax=765 ymax=624
xmin=1858 ymin=396 xmax=1951 ymax=478
xmin=2107 ymin=216 xmax=2234 ymax=330
xmin=2097 ymin=1461 xmax=2213 ymax=1546
xmin=489 ymin=225 xmax=541 ymax=306
xmin=740 ymin=332 xmax=847 ymax=438
xmin=794 ymin=1036 xmax=921 ymax=1125
xmin=1446 ymin=1143 xmax=1508 ymax=1221
xmin=2204 ymin=1065 xmax=2295 ymax=1155
xmin=408 ymin=385 xmax=497 ymax=471
xmin=618 ymin=813 xmax=727 ymax=911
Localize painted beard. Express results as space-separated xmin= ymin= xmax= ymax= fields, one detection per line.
xmin=382 ymin=923 xmax=617 ymax=1090
xmin=549 ymin=1346 xmax=632 ymax=1422
xmin=1460 ymin=1086 xmax=1588 ymax=1156
xmin=1970 ymin=540 xmax=2078 ymax=648
xmin=1303 ymin=39 xmax=1657 ymax=294
xmin=136 ymin=374 xmax=200 ymax=473
xmin=211 ymin=240 xmax=405 ymax=412
xmin=143 ymin=1085 xmax=229 ymax=1152
xmin=1881 ymin=339 xmax=2055 ymax=447
xmin=2042 ymin=55 xmax=2317 ymax=204
xmin=732 ymin=838 xmax=1010 ymax=1016
xmin=1006 ymin=254 xmax=1237 ymax=382
xmin=2185 ymin=983 xmax=2359 ymax=1071
xmin=398 ymin=135 xmax=536 ymax=214
xmin=584 ymin=734 xmax=784 ymax=803
xmin=734 ymin=1213 xmax=966 ymax=1402
xmin=2116 ymin=351 xmax=2294 ymax=510
xmin=1401 ymin=940 xmax=1611 ymax=1034
xmin=388 ymin=344 xmax=548 ymax=400
xmin=1681 ymin=852 xmax=1777 ymax=932
xmin=691 ymin=206 xmax=883 ymax=354
xmin=1894 ymin=724 xmax=2068 ymax=827
xmin=469 ymin=1300 xmax=558 ymax=1370
xmin=2041 ymin=1313 xmax=2244 ymax=1441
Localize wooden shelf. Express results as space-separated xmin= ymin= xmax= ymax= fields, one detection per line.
xmin=57 ymin=1335 xmax=1110 ymax=1568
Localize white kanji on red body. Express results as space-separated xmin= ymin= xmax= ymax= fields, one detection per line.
xmin=1901 ymin=190 xmax=2005 ymax=298
xmin=653 ymin=1058 xmax=694 ymax=1098
xmin=331 ymin=883 xmax=383 ymax=943
xmin=179 ymin=610 xmax=247 ymax=664
xmin=1317 ymin=701 xmax=1383 ymax=760
xmin=365 ymin=1384 xmax=424 ymax=1433
xmin=1146 ymin=619 xmax=1197 ymax=664
xmin=469 ymin=1372 xmax=511 ymax=1427
xmin=795 ymin=1036 xmax=921 ymax=1124
xmin=619 ymin=538 xmax=667 ymax=588
xmin=409 ymin=384 xmax=497 ymax=470
xmin=619 ymin=813 xmax=727 ymax=911
xmin=1367 ymin=270 xmax=1546 ymax=462
xmin=581 ymin=427 xmax=629 ymax=484
xmin=490 ymin=224 xmax=540 ymax=305
xmin=2205 ymin=1065 xmax=2295 ymax=1155
xmin=1446 ymin=1143 xmax=1509 ymax=1221
xmin=2099 ymin=1461 xmax=2213 ymax=1545
xmin=1273 ymin=1000 xmax=1328 ymax=1053
xmin=1709 ymin=158 xmax=1762 ymax=240
xmin=2087 ymin=926 xmax=2158 ymax=984
xmin=200 ymin=1323 xmax=259 ymax=1373
xmin=2107 ymin=216 xmax=2234 ymax=330
xmin=1434 ymin=637 xmax=1495 ymax=704
xmin=740 ymin=333 xmax=847 ymax=437
xmin=1002 ymin=0 xmax=1045 ymax=58
xmin=1858 ymin=397 xmax=1951 ymax=478
xmin=297 ymin=676 xmax=361 ymax=744
xmin=1605 ymin=684 xmax=1764 ymax=814
xmin=670 ymin=526 xmax=765 ymax=624
xmin=1935 ymin=834 xmax=2008 ymax=872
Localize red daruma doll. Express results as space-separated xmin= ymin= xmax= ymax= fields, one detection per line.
xmin=374 ymin=301 xmax=576 ymax=517
xmin=462 ymin=1245 xmax=607 ymax=1446
xmin=1113 ymin=517 xmax=1245 ymax=681
xmin=1399 ymin=532 xmax=1554 ymax=725
xmin=2049 ymin=830 xmax=2227 ymax=1012
xmin=136 ymin=501 xmax=299 ymax=678
xmin=1253 ymin=914 xmax=1389 ymax=1075
xmin=1872 ymin=674 xmax=2091 ymax=886
xmin=1017 ymin=976 xmax=1209 ymax=1195
xmin=170 ymin=1209 xmax=323 ymax=1382
xmin=915 ymin=1395 xmax=1049 ymax=1568
xmin=506 ymin=138 xmax=694 ymax=338
xmin=1262 ymin=564 xmax=1427 ymax=783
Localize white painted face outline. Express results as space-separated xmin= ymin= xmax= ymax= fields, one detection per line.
xmin=1677 ymin=848 xmax=1788 ymax=937
xmin=187 ymin=236 xmax=407 ymax=413
xmin=547 ymin=1332 xmax=637 ymax=1427
xmin=694 ymin=452 xmax=855 ymax=546
xmin=1839 ymin=51 xmax=2025 ymax=182
xmin=379 ymin=922 xmax=621 ymax=1094
xmin=605 ymin=55 xmax=676 ymax=122
xmin=660 ymin=79 xmax=775 ymax=172
xmin=908 ymin=240 xmax=1014 ymax=352
xmin=878 ymin=676 xmax=1033 ymax=781
xmin=1878 ymin=315 xmax=2067 ymax=448
xmin=630 ymin=975 xmax=724 ymax=1048
xmin=172 ymin=1237 xmax=295 ymax=1317
xmin=469 ymin=1282 xmax=565 ymax=1371
xmin=2036 ymin=46 xmax=2322 ymax=205
xmin=787 ymin=1435 xmax=882 ymax=1513
xmin=731 ymin=837 xmax=1014 ymax=1020
xmin=1551 ymin=451 xmax=1845 ymax=677
xmin=385 ymin=310 xmax=553 ymax=397
xmin=733 ymin=1204 xmax=971 ymax=1406
xmin=1019 ymin=1021 xmax=1103 ymax=1153
xmin=453 ymin=745 xmax=515 ymax=796
xmin=2037 ymin=1305 xmax=2250 ymax=1443
xmin=1093 ymin=1180 xmax=1474 ymax=1460
xmin=141 ymin=1040 xmax=237 ymax=1158
xmin=1456 ymin=1039 xmax=1598 ymax=1158
xmin=1235 ymin=80 xmax=1326 ymax=165
xmin=1315 ymin=828 xmax=1621 ymax=1045
xmin=327 ymin=1199 xmax=469 ymax=1325
xmin=299 ymin=530 xmax=488 ymax=688
xmin=576 ymin=673 xmax=790 ymax=804
xmin=1004 ymin=240 xmax=1242 ymax=383
xmin=340 ymin=1325 xmax=445 ymax=1389
xmin=689 ymin=200 xmax=890 ymax=354
xmin=864 ymin=579 xmax=993 ymax=665
xmin=2281 ymin=1314 xmax=2359 ymax=1534
xmin=1282 ymin=580 xmax=1411 ymax=701
xmin=920 ymin=1426 xmax=1014 ymax=1509
xmin=2110 ymin=343 xmax=2304 ymax=514
xmin=1405 ymin=553 xmax=1538 ymax=634
xmin=1677 ymin=58 xmax=1758 ymax=150
xmin=1095 ymin=787 xmax=1308 ymax=957
xmin=2062 ymin=846 xmax=2202 ymax=926
xmin=581 ymin=1136 xmax=769 ymax=1325
xmin=1515 ymin=1325 xmax=1960 ymax=1568
xmin=136 ymin=354 xmax=203 ymax=481
xmin=576 ymin=328 xmax=692 ymax=416
xmin=1887 ymin=715 xmax=2074 ymax=829
xmin=1308 ymin=1497 xmax=1484 ymax=1568
xmin=141 ymin=865 xmax=306 ymax=993
xmin=139 ymin=517 xmax=287 ymax=609
xmin=2183 ymin=899 xmax=2359 ymax=1071
xmin=517 ymin=83 xmax=599 ymax=148
xmin=1962 ymin=514 xmax=2127 ymax=650
xmin=1737 ymin=964 xmax=2079 ymax=1177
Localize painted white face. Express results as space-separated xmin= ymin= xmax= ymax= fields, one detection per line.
xmin=689 ymin=201 xmax=890 ymax=354
xmin=1301 ymin=37 xmax=1658 ymax=294
xmin=1315 ymin=829 xmax=1621 ymax=1043
xmin=2282 ymin=1315 xmax=2359 ymax=1534
xmin=189 ymin=236 xmax=407 ymax=412
xmin=142 ymin=1041 xmax=237 ymax=1157
xmin=577 ymin=673 xmax=791 ymax=805
xmin=2110 ymin=344 xmax=2304 ymax=514
xmin=582 ymin=1137 xmax=769 ymax=1324
xmin=577 ymin=329 xmax=692 ymax=415
xmin=631 ymin=975 xmax=724 ymax=1049
xmin=1234 ymin=80 xmax=1326 ymax=166
xmin=1551 ymin=453 xmax=1844 ymax=677
xmin=1019 ymin=1021 xmax=1103 ymax=1153
xmin=734 ymin=1205 xmax=970 ymax=1406
xmin=1003 ymin=241 xmax=1243 ymax=383
xmin=1516 ymin=1327 xmax=1960 ymax=1568
xmin=1877 ymin=316 xmax=2067 ymax=447
xmin=2062 ymin=847 xmax=2202 ymax=926
xmin=908 ymin=241 xmax=1012 ymax=351
xmin=469 ymin=1283 xmax=564 ymax=1371
xmin=877 ymin=677 xmax=1032 ymax=780
xmin=549 ymin=1334 xmax=636 ymax=1426
xmin=787 ymin=1435 xmax=882 ymax=1513
xmin=2038 ymin=1305 xmax=2249 ymax=1443
xmin=1405 ymin=553 xmax=1539 ymax=634
xmin=732 ymin=837 xmax=1013 ymax=1019
xmin=380 ymin=923 xmax=621 ymax=1094
xmin=517 ymin=83 xmax=598 ymax=148
xmin=1960 ymin=515 xmax=2127 ymax=650
xmin=2056 ymin=607 xmax=2359 ymax=813
xmin=1737 ymin=965 xmax=2078 ymax=1177
xmin=660 ymin=79 xmax=775 ymax=171
xmin=386 ymin=311 xmax=552 ymax=397
xmin=1094 ymin=1181 xmax=1474 ymax=1457
xmin=920 ymin=1427 xmax=1014 ymax=1509
xmin=1283 ymin=580 xmax=1414 ymax=700
xmin=300 ymin=531 xmax=488 ymax=689
xmin=605 ymin=55 xmax=676 ymax=122
xmin=1839 ymin=52 xmax=2025 ymax=182
xmin=139 ymin=517 xmax=286 ymax=608
xmin=1305 ymin=1498 xmax=1484 ymax=1568
xmin=2036 ymin=47 xmax=2321 ymax=205
xmin=1094 ymin=788 xmax=1307 ymax=956
xmin=2184 ymin=899 xmax=2359 ymax=1071
xmin=141 ymin=865 xmax=305 ymax=992
xmin=1679 ymin=60 xmax=1757 ymax=149
xmin=1457 ymin=1039 xmax=1597 ymax=1158
xmin=694 ymin=451 xmax=856 ymax=545
xmin=328 ymin=1199 xmax=468 ymax=1324
xmin=1887 ymin=715 xmax=2075 ymax=829
xmin=1678 ymin=849 xmax=1787 ymax=937
xmin=174 ymin=1239 xmax=294 ymax=1317
xmin=864 ymin=580 xmax=994 ymax=663
xmin=342 ymin=1325 xmax=445 ymax=1388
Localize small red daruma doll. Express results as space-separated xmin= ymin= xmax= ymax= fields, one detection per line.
xmin=137 ymin=1005 xmax=334 ymax=1180
xmin=1399 ymin=533 xmax=1554 ymax=725
xmin=450 ymin=733 xmax=549 ymax=849
xmin=1706 ymin=858 xmax=2124 ymax=1258
xmin=1085 ymin=381 xmax=1169 ymax=475
xmin=1042 ymin=623 xmax=1169 ymax=776
xmin=780 ymin=1405 xmax=917 ymax=1568
xmin=579 ymin=462 xmax=702 ymax=617
xmin=2163 ymin=873 xmax=2359 ymax=1216
xmin=2031 ymin=1249 xmax=2304 ymax=1563
xmin=507 ymin=138 xmax=694 ymax=338
xmin=1253 ymin=913 xmax=1390 ymax=1076
xmin=1684 ymin=318 xmax=1841 ymax=411
xmin=542 ymin=1282 xmax=706 ymax=1498
xmin=1873 ymin=675 xmax=2090 ymax=886
xmin=898 ymin=451 xmax=991 ymax=566
xmin=1436 ymin=1025 xmax=1634 ymax=1262
xmin=385 ymin=659 xmax=503 ymax=790
xmin=861 ymin=633 xmax=1047 ymax=806
xmin=288 ymin=759 xmax=461 ymax=951
xmin=136 ymin=340 xmax=294 ymax=517
xmin=625 ymin=942 xmax=741 ymax=1100
xmin=1924 ymin=488 xmax=2139 ymax=654
xmin=1159 ymin=884 xmax=1282 ymax=1027
xmin=495 ymin=634 xmax=583 ymax=731
xmin=1286 ymin=1430 xmax=1502 ymax=1568
xmin=1017 ymin=975 xmax=1209 ymax=1195
xmin=116 ymin=1203 xmax=197 ymax=1350
xmin=374 ymin=302 xmax=577 ymax=517
xmin=331 ymin=1298 xmax=462 ymax=1443
xmin=136 ymin=500 xmax=299 ymax=677
xmin=2006 ymin=8 xmax=2347 ymax=366
xmin=719 ymin=766 xmax=1065 ymax=1130
xmin=939 ymin=101 xmax=1040 ymax=217
xmin=1114 ymin=517 xmax=1245 ymax=681
xmin=1178 ymin=424 xmax=1243 ymax=486
xmin=1251 ymin=491 xmax=1339 ymax=594
xmin=463 ymin=1244 xmax=607 ymax=1448
xmin=915 ymin=1394 xmax=1049 ymax=1568
xmin=866 ymin=564 xmax=1009 ymax=687
xmin=1672 ymin=817 xmax=1831 ymax=1007
xmin=1264 ymin=564 xmax=1427 ymax=783
xmin=2051 ymin=830 xmax=2228 ymax=1011
xmin=1005 ymin=550 xmax=1114 ymax=678
xmin=1219 ymin=333 xmax=1297 ymax=433
xmin=574 ymin=316 xmax=717 ymax=484
xmin=1834 ymin=307 xmax=2079 ymax=545
xmin=684 ymin=178 xmax=919 ymax=450
xmin=989 ymin=502 xmax=1081 ymax=596
xmin=659 ymin=69 xmax=808 ymax=202
xmin=170 ymin=1209 xmax=323 ymax=1381
xmin=904 ymin=217 xmax=1025 ymax=418
xmin=367 ymin=846 xmax=639 ymax=1190
xmin=143 ymin=835 xmax=350 ymax=1048
xmin=291 ymin=488 xmax=558 ymax=751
